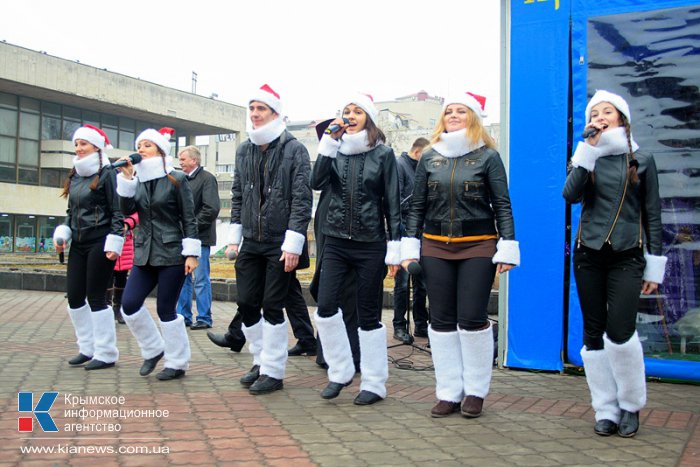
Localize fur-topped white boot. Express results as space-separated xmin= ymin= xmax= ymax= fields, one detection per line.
xmin=122 ymin=305 xmax=165 ymax=376
xmin=84 ymin=307 xmax=119 ymax=370
xmin=581 ymin=346 xmax=620 ymax=436
xmin=67 ymin=303 xmax=94 ymax=365
xmin=458 ymin=322 xmax=494 ymax=418
xmin=157 ymin=315 xmax=191 ymax=381
xmin=428 ymin=327 xmax=463 ymax=417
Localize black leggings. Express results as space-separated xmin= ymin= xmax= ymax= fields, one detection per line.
xmin=422 ymin=256 xmax=496 ymax=332
xmin=66 ymin=238 xmax=116 ymax=310
xmin=121 ymin=264 xmax=186 ymax=322
xmin=573 ymin=245 xmax=644 ymax=350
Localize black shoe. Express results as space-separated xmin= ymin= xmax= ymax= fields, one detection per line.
xmin=249 ymin=375 xmax=283 ymax=394
xmin=413 ymin=327 xmax=428 ymax=338
xmin=156 ymin=368 xmax=186 ymax=380
xmin=618 ymin=410 xmax=640 ymax=437
xmin=288 ymin=342 xmax=318 ymax=356
xmin=393 ymin=328 xmax=413 ymax=344
xmin=207 ymin=331 xmax=245 ymax=352
xmin=113 ymin=308 xmax=125 ymax=324
xmin=190 ymin=321 xmax=212 ymax=330
xmin=240 ymin=365 xmax=260 ymax=387
xmin=68 ymin=353 xmax=92 ymax=366
xmin=353 ymin=390 xmax=383 ymax=405
xmin=84 ymin=359 xmax=115 ymax=371
xmin=321 ymin=380 xmax=353 ymax=400
xmin=140 ymin=352 xmax=164 ymax=376
xmin=594 ymin=419 xmax=618 ymax=436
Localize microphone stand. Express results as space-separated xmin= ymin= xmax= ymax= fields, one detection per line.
xmin=388 ymin=272 xmax=432 ymax=369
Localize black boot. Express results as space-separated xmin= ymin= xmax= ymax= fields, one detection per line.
xmin=68 ymin=353 xmax=92 ymax=366
xmin=249 ymin=375 xmax=283 ymax=394
xmin=112 ymin=287 xmax=125 ymax=324
xmin=618 ymin=410 xmax=640 ymax=437
xmin=594 ymin=419 xmax=618 ymax=436
xmin=84 ymin=359 xmax=115 ymax=371
xmin=140 ymin=352 xmax=164 ymax=376
xmin=288 ymin=340 xmax=318 ymax=356
xmin=207 ymin=331 xmax=245 ymax=352
xmin=240 ymin=365 xmax=260 ymax=387
xmin=156 ymin=368 xmax=186 ymax=381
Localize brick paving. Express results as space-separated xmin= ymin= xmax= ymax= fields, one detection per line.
xmin=1 ymin=289 xmax=699 ymax=466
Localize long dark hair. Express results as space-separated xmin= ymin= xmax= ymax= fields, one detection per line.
xmin=60 ymin=149 xmax=104 ymax=198
xmin=364 ymin=117 xmax=386 ymax=148
xmin=622 ymin=115 xmax=640 ymax=185
xmin=157 ymin=147 xmax=180 ymax=187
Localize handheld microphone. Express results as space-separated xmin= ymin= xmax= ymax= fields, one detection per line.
xmin=324 ymin=118 xmax=350 ymax=135
xmin=56 ymin=238 xmax=65 ymax=264
xmin=407 ymin=261 xmax=422 ymax=276
xmin=112 ymin=153 xmax=143 ymax=168
xmin=582 ymin=127 xmax=598 ymax=139
xmin=226 ymin=249 xmax=238 ymax=261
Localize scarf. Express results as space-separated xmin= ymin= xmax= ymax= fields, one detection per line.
xmin=432 ymin=130 xmax=485 ymax=158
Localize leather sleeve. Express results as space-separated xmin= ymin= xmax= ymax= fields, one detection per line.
xmin=288 ymin=143 xmax=313 ymax=236
xmin=404 ymin=155 xmax=428 ymax=239
xmin=382 ymin=147 xmax=402 ymax=241
xmin=642 ymin=153 xmax=663 ymax=256
xmin=562 ymin=165 xmax=589 ymax=204
xmin=486 ymin=151 xmax=516 ymax=240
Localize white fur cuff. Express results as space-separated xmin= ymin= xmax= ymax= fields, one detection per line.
xmin=181 ymin=238 xmax=202 ymax=257
xmin=384 ymin=241 xmax=401 ymax=265
xmin=317 ymin=134 xmax=340 ymax=158
xmin=227 ymin=223 xmax=243 ymax=245
xmin=53 ymin=224 xmax=72 ymax=243
xmin=281 ymin=229 xmax=306 ymax=255
xmin=492 ymin=238 xmax=520 ymax=266
xmin=116 ymin=173 xmax=138 ymax=197
xmin=643 ymin=253 xmax=667 ymax=284
xmin=571 ymin=142 xmax=602 ymax=172
xmin=104 ymin=234 xmax=125 ymax=255
xmin=400 ymin=237 xmax=421 ymax=262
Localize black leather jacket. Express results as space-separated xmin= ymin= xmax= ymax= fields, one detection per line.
xmin=120 ymin=171 xmax=198 ymax=266
xmin=563 ymin=150 xmax=662 ymax=255
xmin=231 ymin=130 xmax=312 ymax=243
xmin=311 ymin=144 xmax=401 ymax=243
xmin=405 ymin=146 xmax=515 ymax=240
xmin=187 ymin=167 xmax=220 ymax=246
xmin=63 ymin=166 xmax=123 ymax=244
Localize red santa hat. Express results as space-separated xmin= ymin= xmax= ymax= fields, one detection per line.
xmin=585 ymin=90 xmax=631 ymax=123
xmin=249 ymin=84 xmax=283 ymax=116
xmin=72 ymin=124 xmax=113 ymax=150
xmin=443 ymin=92 xmax=488 ymax=120
xmin=342 ymin=93 xmax=378 ymax=123
xmin=135 ymin=127 xmax=175 ymax=155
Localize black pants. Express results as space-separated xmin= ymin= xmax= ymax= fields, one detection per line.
xmin=66 ymin=238 xmax=116 ymax=310
xmin=393 ymin=266 xmax=428 ymax=330
xmin=573 ymin=244 xmax=644 ymax=350
xmin=121 ymin=264 xmax=186 ymax=322
xmin=226 ymin=272 xmax=316 ymax=344
xmin=235 ymin=239 xmax=291 ymax=327
xmin=317 ymin=237 xmax=385 ymax=331
xmin=423 ymin=256 xmax=495 ymax=332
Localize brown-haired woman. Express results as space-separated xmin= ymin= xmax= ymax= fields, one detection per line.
xmin=401 ymin=92 xmax=519 ymax=419
xmin=115 ymin=127 xmax=200 ymax=381
xmin=54 ymin=124 xmax=124 ymax=371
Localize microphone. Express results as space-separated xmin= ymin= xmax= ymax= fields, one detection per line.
xmin=407 ymin=261 xmax=422 ymax=276
xmin=582 ymin=127 xmax=598 ymax=139
xmin=226 ymin=249 xmax=238 ymax=261
xmin=56 ymin=238 xmax=65 ymax=264
xmin=324 ymin=118 xmax=350 ymax=135
xmin=112 ymin=153 xmax=143 ymax=168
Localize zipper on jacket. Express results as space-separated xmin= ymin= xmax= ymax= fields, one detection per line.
xmin=448 ymin=159 xmax=457 ymax=240
xmin=347 ymin=156 xmax=357 ymax=239
xmin=603 ymin=156 xmax=629 ymax=246
xmin=638 ymin=217 xmax=643 ymax=248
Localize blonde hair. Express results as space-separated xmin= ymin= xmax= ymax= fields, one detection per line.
xmin=430 ymin=106 xmax=496 ymax=150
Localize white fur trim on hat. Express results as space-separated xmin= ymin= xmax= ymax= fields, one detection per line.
xmin=443 ymin=92 xmax=488 ymax=120
xmin=104 ymin=234 xmax=124 ymax=255
xmin=385 ymin=240 xmax=401 ymax=265
xmin=343 ymin=93 xmax=378 ymax=123
xmin=72 ymin=125 xmax=113 ymax=150
xmin=227 ymin=223 xmax=243 ymax=245
xmin=400 ymin=237 xmax=421 ymax=262
xmin=116 ymin=173 xmax=138 ymax=197
xmin=281 ymin=230 xmax=305 ymax=256
xmin=571 ymin=142 xmax=603 ymax=172
xmin=53 ymin=224 xmax=72 ymax=243
xmin=317 ymin=134 xmax=341 ymax=158
xmin=181 ymin=238 xmax=202 ymax=257
xmin=643 ymin=253 xmax=667 ymax=284
xmin=135 ymin=128 xmax=173 ymax=156
xmin=492 ymin=238 xmax=520 ymax=266
xmin=585 ymin=90 xmax=631 ymax=123
xmin=249 ymin=84 xmax=283 ymax=116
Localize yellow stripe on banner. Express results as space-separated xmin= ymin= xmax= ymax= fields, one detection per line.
xmin=423 ymin=234 xmax=498 ymax=243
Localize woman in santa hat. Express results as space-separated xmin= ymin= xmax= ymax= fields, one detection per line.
xmin=564 ymin=90 xmax=666 ymax=437
xmin=401 ymin=93 xmax=519 ymax=419
xmin=312 ymin=94 xmax=402 ymax=405
xmin=115 ymin=128 xmax=200 ymax=381
xmin=54 ymin=124 xmax=124 ymax=370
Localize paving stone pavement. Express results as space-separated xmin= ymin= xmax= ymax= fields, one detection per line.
xmin=1 ymin=290 xmax=699 ymax=466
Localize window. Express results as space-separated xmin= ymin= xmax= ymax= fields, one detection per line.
xmin=62 ymin=106 xmax=81 ymax=141
xmin=41 ymin=102 xmax=62 ymax=140
xmin=14 ymin=215 xmax=36 ymax=252
xmin=0 ymin=214 xmax=13 ymax=252
xmin=0 ymin=136 xmax=16 ymax=182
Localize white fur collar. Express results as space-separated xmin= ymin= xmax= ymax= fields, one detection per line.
xmin=339 ymin=130 xmax=373 ymax=155
xmin=73 ymin=152 xmax=111 ymax=177
xmin=135 ymin=156 xmax=174 ymax=183
xmin=249 ymin=117 xmax=286 ymax=146
xmin=432 ymin=130 xmax=485 ymax=158
xmin=594 ymin=127 xmax=639 ymax=157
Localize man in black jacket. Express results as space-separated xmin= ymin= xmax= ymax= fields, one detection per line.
xmin=224 ymin=84 xmax=312 ymax=395
xmin=393 ymin=138 xmax=430 ymax=343
xmin=176 ymin=146 xmax=220 ymax=329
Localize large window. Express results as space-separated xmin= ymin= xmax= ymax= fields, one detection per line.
xmin=0 ymin=214 xmax=12 ymax=253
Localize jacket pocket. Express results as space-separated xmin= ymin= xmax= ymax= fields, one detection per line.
xmin=162 ymin=232 xmax=181 ymax=244
xmin=463 ymin=181 xmax=485 ymax=199
xmin=427 ymin=180 xmax=440 ymax=199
